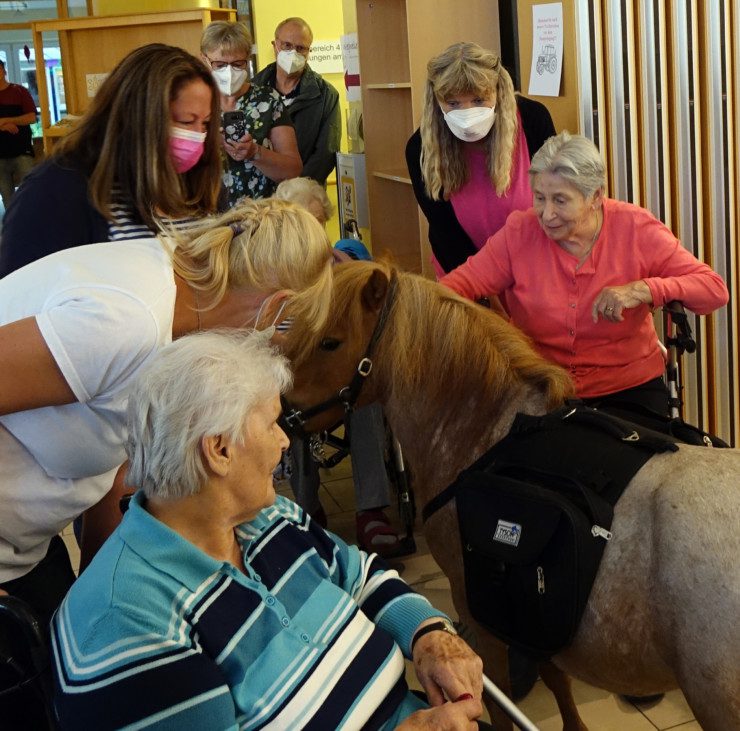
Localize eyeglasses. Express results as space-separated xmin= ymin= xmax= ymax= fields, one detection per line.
xmin=275 ymin=38 xmax=310 ymax=55
xmin=207 ymin=57 xmax=249 ymax=71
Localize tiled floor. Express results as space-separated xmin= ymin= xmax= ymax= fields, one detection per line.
xmin=61 ymin=457 xmax=701 ymax=730
xmin=281 ymin=456 xmax=702 ymax=731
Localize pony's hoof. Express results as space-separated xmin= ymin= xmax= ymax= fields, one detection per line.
xmin=621 ymin=693 xmax=665 ymax=705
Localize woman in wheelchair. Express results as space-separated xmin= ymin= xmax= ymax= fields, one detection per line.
xmin=51 ymin=332 xmax=485 ymax=730
xmin=441 ymin=131 xmax=728 ymax=419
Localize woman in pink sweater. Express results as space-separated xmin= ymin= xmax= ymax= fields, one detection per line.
xmin=442 ymin=131 xmax=728 ymax=414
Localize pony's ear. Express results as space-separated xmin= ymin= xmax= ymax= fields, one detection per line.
xmin=361 ymin=269 xmax=389 ymax=313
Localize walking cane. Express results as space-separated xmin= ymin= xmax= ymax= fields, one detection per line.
xmin=483 ymin=674 xmax=540 ymax=731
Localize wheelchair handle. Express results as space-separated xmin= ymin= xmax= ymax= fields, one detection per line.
xmin=663 ymin=300 xmax=696 ymax=355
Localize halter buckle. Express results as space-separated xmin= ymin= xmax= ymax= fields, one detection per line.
xmin=357 ymin=357 xmax=373 ymax=377
xmin=283 ymin=409 xmax=305 ymax=428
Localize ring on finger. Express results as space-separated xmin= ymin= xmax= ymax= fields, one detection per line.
xmin=605 ymin=306 xmax=614 ymax=312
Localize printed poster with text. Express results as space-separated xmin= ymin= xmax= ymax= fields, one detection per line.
xmin=528 ymin=3 xmax=564 ymax=97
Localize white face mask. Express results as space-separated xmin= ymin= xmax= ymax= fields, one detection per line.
xmin=211 ymin=65 xmax=249 ymax=96
xmin=254 ymin=294 xmax=289 ymax=330
xmin=442 ymin=105 xmax=496 ymax=142
xmin=277 ymin=49 xmax=307 ymax=76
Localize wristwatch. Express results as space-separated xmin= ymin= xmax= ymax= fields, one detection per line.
xmin=410 ymin=618 xmax=457 ymax=652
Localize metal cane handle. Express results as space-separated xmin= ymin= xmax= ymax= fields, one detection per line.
xmin=482 ymin=674 xmax=540 ymax=731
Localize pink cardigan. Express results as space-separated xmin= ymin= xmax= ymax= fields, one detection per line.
xmin=441 ymin=198 xmax=729 ymax=398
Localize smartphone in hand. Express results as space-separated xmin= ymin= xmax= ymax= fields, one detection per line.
xmin=222 ymin=110 xmax=248 ymax=142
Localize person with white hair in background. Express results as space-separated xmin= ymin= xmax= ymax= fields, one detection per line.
xmin=51 ymin=330 xmax=487 ymax=731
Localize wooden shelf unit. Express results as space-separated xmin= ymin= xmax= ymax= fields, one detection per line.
xmin=356 ymin=0 xmax=500 ymax=275
xmin=32 ymin=8 xmax=236 ymax=154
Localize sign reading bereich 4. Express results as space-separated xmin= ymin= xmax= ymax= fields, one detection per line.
xmin=308 ymin=39 xmax=344 ymax=74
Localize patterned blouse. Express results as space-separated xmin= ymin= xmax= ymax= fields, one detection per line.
xmin=221 ymin=83 xmax=293 ymax=205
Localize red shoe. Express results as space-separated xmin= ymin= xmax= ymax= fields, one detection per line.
xmin=356 ymin=509 xmax=407 ymax=559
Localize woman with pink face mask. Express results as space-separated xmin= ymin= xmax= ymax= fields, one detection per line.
xmin=200 ymin=21 xmax=302 ymax=206
xmin=0 ymin=44 xmax=224 ymax=277
xmin=406 ymin=42 xmax=555 ymax=279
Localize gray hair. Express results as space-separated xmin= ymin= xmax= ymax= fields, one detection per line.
xmin=528 ymin=131 xmax=606 ymax=198
xmin=274 ymin=177 xmax=334 ymax=221
xmin=125 ymin=330 xmax=292 ymax=500
xmin=200 ymin=21 xmax=253 ymax=56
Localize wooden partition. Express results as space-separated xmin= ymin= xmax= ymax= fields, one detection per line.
xmin=32 ymin=8 xmax=235 ymax=153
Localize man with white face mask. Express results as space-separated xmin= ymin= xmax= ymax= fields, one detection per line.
xmin=252 ymin=17 xmax=340 ymax=185
xmin=201 ymin=21 xmax=302 ymax=204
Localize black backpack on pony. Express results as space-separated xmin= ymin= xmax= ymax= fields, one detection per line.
xmin=423 ymin=403 xmax=680 ymax=658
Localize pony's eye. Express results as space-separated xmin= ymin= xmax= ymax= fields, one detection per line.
xmin=319 ymin=337 xmax=341 ymax=352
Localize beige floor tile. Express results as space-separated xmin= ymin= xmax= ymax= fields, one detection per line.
xmin=632 ymin=688 xmax=695 ymax=729
xmin=518 ymin=678 xmax=658 ymax=730
xmin=662 ymin=722 xmax=702 ymax=730
xmin=322 ymin=476 xmax=356 ymax=512
xmin=393 ymin=551 xmax=445 ymax=587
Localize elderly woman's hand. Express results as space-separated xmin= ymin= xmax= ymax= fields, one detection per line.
xmin=395 ymin=697 xmax=482 ymax=730
xmin=592 ymin=280 xmax=653 ymax=322
xmin=224 ymin=133 xmax=261 ymax=163
xmin=412 ymin=625 xmax=483 ymax=707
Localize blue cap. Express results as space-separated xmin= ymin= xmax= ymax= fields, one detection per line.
xmin=334 ymin=239 xmax=372 ymax=261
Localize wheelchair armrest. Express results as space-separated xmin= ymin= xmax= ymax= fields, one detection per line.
xmin=663 ymin=300 xmax=696 ymax=355
xmin=0 ymin=594 xmax=49 ymax=676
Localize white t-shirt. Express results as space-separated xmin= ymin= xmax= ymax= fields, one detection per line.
xmin=0 ymin=237 xmax=176 ymax=581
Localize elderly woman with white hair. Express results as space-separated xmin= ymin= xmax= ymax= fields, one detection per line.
xmin=0 ymin=198 xmax=333 ymax=627
xmin=51 ymin=331 xmax=487 ymax=730
xmin=442 ymin=131 xmax=728 ymax=414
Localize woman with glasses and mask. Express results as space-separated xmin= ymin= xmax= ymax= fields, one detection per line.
xmin=200 ymin=21 xmax=302 ymax=205
xmin=405 ymin=42 xmax=555 ymax=279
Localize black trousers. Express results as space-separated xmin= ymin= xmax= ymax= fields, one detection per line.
xmin=582 ymin=376 xmax=670 ymax=417
xmin=0 ymin=534 xmax=76 ymax=632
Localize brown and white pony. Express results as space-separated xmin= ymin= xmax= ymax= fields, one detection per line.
xmin=282 ymin=261 xmax=740 ymax=731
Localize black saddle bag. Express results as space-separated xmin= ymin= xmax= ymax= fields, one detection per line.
xmin=595 ymin=402 xmax=729 ymax=448
xmin=455 ymin=466 xmax=613 ymax=658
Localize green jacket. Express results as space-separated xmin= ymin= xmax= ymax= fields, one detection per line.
xmin=252 ymin=62 xmax=341 ymax=184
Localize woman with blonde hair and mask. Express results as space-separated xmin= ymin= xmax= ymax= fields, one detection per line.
xmin=200 ymin=20 xmax=302 ymax=204
xmin=0 ymin=198 xmax=333 ymax=628
xmin=406 ymin=42 xmax=555 ymax=277
xmin=1 ymin=43 xmax=223 ymax=277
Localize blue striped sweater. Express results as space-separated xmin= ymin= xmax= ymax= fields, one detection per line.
xmin=51 ymin=493 xmax=444 ymax=729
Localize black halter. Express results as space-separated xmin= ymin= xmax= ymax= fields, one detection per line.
xmin=283 ymin=272 xmax=398 ymax=438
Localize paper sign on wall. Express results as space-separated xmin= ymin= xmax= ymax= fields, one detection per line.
xmin=309 ymin=40 xmax=344 ymax=74
xmin=528 ymin=3 xmax=563 ymax=97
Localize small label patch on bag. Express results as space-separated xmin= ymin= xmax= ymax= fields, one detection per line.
xmin=493 ymin=519 xmax=522 ymax=546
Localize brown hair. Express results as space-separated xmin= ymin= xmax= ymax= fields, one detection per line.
xmin=54 ymin=44 xmax=222 ymax=229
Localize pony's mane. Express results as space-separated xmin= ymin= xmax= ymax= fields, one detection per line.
xmin=291 ymin=261 xmax=574 ymax=415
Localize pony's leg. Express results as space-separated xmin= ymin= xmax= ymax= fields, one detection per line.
xmin=671 ymin=649 xmax=740 ymax=731
xmin=539 ymin=661 xmax=588 ymax=731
